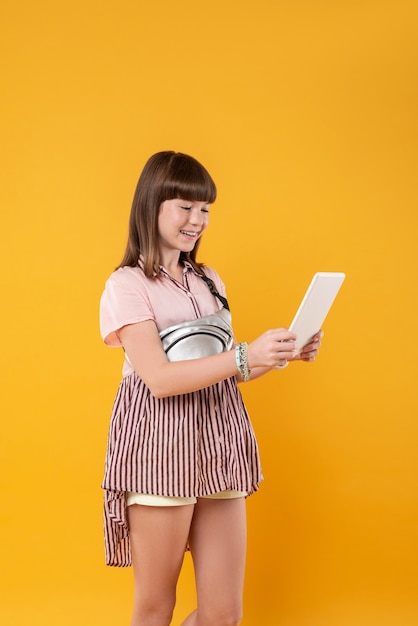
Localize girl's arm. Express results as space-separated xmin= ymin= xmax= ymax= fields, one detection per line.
xmin=119 ymin=320 xmax=296 ymax=398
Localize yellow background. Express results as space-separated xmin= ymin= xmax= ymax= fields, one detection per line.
xmin=1 ymin=1 xmax=417 ymax=625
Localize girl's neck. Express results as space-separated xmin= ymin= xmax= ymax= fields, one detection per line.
xmin=161 ymin=254 xmax=184 ymax=282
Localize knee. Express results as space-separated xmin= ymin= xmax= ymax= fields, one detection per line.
xmin=200 ymin=607 xmax=242 ymax=626
xmin=131 ymin=597 xmax=175 ymax=626
xmin=221 ymin=613 xmax=242 ymax=626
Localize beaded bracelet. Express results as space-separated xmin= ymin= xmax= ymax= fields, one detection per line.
xmin=235 ymin=342 xmax=251 ymax=381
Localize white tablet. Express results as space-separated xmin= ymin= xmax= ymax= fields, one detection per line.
xmin=289 ymin=272 xmax=345 ymax=354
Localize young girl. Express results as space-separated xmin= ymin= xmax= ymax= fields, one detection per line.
xmin=100 ymin=151 xmax=322 ymax=626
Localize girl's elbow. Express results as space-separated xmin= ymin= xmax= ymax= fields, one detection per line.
xmin=143 ymin=375 xmax=173 ymax=399
xmin=150 ymin=386 xmax=171 ymax=399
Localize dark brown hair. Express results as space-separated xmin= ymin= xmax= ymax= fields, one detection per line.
xmin=118 ymin=151 xmax=217 ymax=277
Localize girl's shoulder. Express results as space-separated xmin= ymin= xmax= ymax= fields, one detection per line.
xmin=201 ymin=265 xmax=223 ymax=282
xmin=104 ymin=265 xmax=146 ymax=288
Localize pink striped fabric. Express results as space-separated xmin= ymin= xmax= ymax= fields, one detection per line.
xmin=100 ymin=263 xmax=263 ymax=567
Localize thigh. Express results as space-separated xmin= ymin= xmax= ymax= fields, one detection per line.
xmin=128 ymin=503 xmax=195 ymax=603
xmin=188 ymin=497 xmax=247 ymax=617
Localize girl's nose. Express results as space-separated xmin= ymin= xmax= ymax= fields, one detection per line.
xmin=189 ymin=208 xmax=205 ymax=224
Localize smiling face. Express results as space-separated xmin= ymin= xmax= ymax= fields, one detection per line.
xmin=157 ymin=198 xmax=210 ymax=263
xmin=122 ymin=152 xmax=217 ymax=277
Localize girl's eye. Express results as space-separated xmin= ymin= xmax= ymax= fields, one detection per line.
xmin=179 ymin=204 xmax=209 ymax=213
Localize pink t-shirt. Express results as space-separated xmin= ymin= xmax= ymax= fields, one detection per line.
xmin=100 ymin=261 xmax=228 ymax=376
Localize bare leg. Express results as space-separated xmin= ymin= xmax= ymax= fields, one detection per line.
xmin=127 ymin=503 xmax=195 ymax=626
xmin=181 ymin=497 xmax=247 ymax=626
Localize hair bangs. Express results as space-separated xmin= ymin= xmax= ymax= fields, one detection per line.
xmin=161 ymin=153 xmax=217 ymax=204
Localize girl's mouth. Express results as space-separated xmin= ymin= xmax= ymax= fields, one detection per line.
xmin=180 ymin=230 xmax=199 ymax=238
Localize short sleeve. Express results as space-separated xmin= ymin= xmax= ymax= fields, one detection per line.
xmin=100 ymin=268 xmax=155 ymax=347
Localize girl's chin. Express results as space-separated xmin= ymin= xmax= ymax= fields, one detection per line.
xmin=179 ymin=239 xmax=198 ymax=250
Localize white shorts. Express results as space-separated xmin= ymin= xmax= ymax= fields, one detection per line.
xmin=126 ymin=489 xmax=247 ymax=507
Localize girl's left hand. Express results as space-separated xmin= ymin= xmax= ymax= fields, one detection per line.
xmin=292 ymin=330 xmax=324 ymax=363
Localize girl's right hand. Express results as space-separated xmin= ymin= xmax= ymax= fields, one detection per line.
xmin=247 ymin=329 xmax=296 ymax=369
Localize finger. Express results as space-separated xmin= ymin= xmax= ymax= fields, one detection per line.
xmin=302 ymin=343 xmax=319 ymax=355
xmin=276 ymin=342 xmax=296 ymax=358
xmin=274 ymin=359 xmax=289 ymax=369
xmin=303 ymin=335 xmax=322 ymax=351
xmin=301 ymin=347 xmax=319 ymax=359
xmin=274 ymin=329 xmax=297 ymax=342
